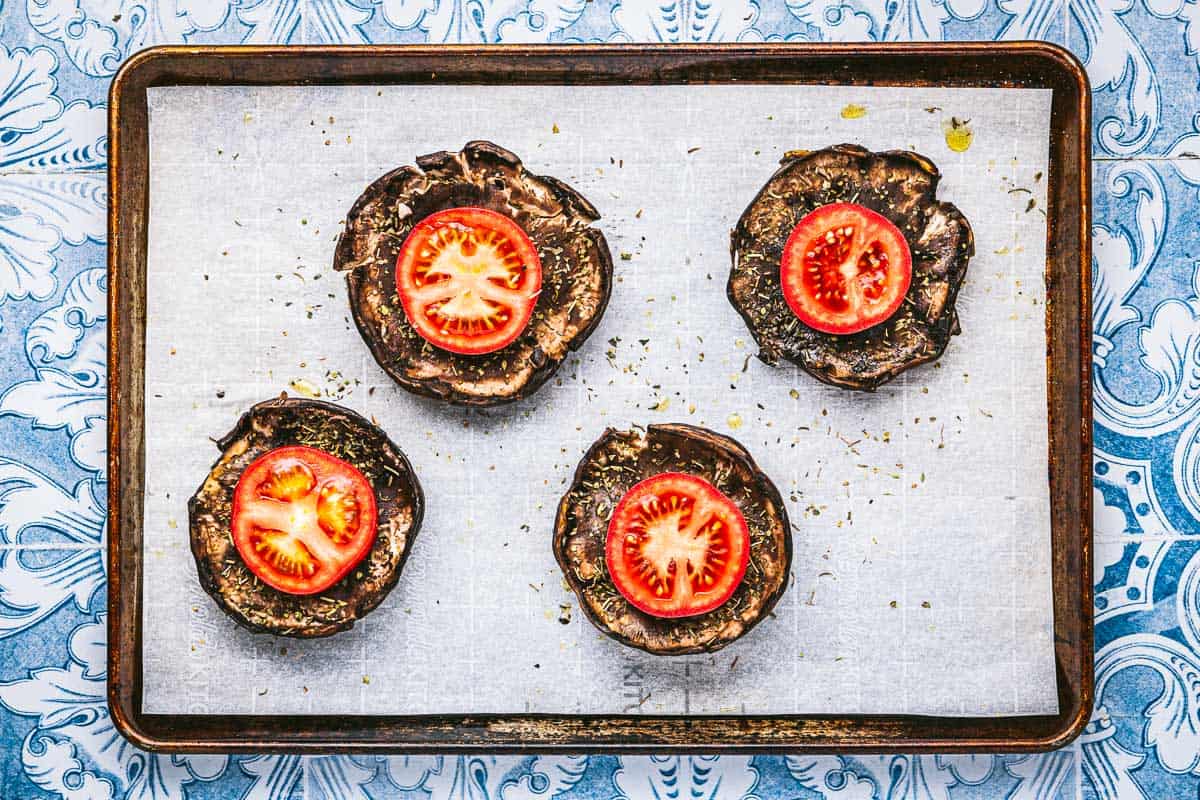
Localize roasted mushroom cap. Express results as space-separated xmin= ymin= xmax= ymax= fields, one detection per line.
xmin=728 ymin=144 xmax=974 ymax=390
xmin=554 ymin=424 xmax=792 ymax=655
xmin=188 ymin=396 xmax=423 ymax=638
xmin=335 ymin=140 xmax=614 ymax=406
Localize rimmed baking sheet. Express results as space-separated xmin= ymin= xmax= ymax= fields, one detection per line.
xmin=108 ymin=44 xmax=1092 ymax=753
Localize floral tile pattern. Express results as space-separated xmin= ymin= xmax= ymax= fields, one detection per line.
xmin=0 ymin=2 xmax=1195 ymax=798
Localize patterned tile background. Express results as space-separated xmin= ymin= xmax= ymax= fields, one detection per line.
xmin=0 ymin=1 xmax=1195 ymax=798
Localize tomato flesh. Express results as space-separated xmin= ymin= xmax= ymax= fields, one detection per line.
xmin=395 ymin=206 xmax=542 ymax=355
xmin=780 ymin=202 xmax=912 ymax=335
xmin=231 ymin=445 xmax=378 ymax=595
xmin=605 ymin=473 xmax=750 ymax=618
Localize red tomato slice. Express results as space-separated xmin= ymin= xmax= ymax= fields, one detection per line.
xmin=231 ymin=445 xmax=378 ymax=595
xmin=605 ymin=473 xmax=751 ymax=619
xmin=395 ymin=206 xmax=542 ymax=355
xmin=780 ymin=202 xmax=913 ymax=335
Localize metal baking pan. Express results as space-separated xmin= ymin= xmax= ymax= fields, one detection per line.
xmin=108 ymin=43 xmax=1092 ymax=753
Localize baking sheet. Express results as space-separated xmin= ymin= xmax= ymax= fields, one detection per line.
xmin=141 ymin=83 xmax=1056 ymax=717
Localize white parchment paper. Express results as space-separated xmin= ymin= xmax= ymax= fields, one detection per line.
xmin=141 ymin=83 xmax=1057 ymax=717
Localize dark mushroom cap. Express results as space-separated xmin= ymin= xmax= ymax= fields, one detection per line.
xmin=728 ymin=144 xmax=974 ymax=390
xmin=334 ymin=140 xmax=614 ymax=406
xmin=188 ymin=396 xmax=423 ymax=638
xmin=554 ymin=423 xmax=792 ymax=655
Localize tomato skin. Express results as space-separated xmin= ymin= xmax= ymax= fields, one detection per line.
xmin=395 ymin=206 xmax=543 ymax=356
xmin=780 ymin=202 xmax=912 ymax=335
xmin=605 ymin=472 xmax=751 ymax=619
xmin=231 ymin=445 xmax=378 ymax=595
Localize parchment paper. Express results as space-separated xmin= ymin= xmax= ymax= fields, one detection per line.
xmin=141 ymin=83 xmax=1057 ymax=716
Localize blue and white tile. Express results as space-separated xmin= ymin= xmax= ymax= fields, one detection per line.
xmin=1091 ymin=158 xmax=1200 ymax=537
xmin=1065 ymin=0 xmax=1200 ymax=158
xmin=1084 ymin=538 xmax=1200 ymax=800
xmin=0 ymin=31 xmax=109 ymax=170
xmin=0 ymin=596 xmax=97 ymax=800
xmin=198 ymin=753 xmax=1077 ymax=799
xmin=1081 ymin=156 xmax=1200 ymax=800
xmin=0 ymin=612 xmax=230 ymax=800
xmin=4 ymin=2 xmax=250 ymax=78
xmin=0 ymin=194 xmax=106 ymax=484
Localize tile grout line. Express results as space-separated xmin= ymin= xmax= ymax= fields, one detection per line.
xmin=1075 ymin=740 xmax=1084 ymax=800
xmin=1063 ymin=0 xmax=1072 ymax=77
xmin=1092 ymin=533 xmax=1200 ymax=542
xmin=0 ymin=543 xmax=105 ymax=550
xmin=0 ymin=168 xmax=107 ymax=176
xmin=1093 ymin=156 xmax=1198 ymax=162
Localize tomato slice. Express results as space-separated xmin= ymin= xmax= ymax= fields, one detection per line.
xmin=605 ymin=473 xmax=751 ymax=619
xmin=231 ymin=445 xmax=378 ymax=595
xmin=780 ymin=202 xmax=913 ymax=335
xmin=395 ymin=206 xmax=542 ymax=355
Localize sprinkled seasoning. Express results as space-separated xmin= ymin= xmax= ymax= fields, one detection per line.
xmin=552 ymin=424 xmax=792 ymax=655
xmin=334 ymin=140 xmax=614 ymax=406
xmin=187 ymin=397 xmax=423 ymax=638
xmin=727 ymin=144 xmax=974 ymax=390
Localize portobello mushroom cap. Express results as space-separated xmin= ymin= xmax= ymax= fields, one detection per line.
xmin=188 ymin=396 xmax=423 ymax=638
xmin=334 ymin=140 xmax=614 ymax=406
xmin=728 ymin=144 xmax=975 ymax=390
xmin=554 ymin=423 xmax=792 ymax=655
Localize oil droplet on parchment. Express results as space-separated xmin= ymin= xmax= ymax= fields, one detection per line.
xmin=288 ymin=378 xmax=321 ymax=398
xmin=942 ymin=117 xmax=974 ymax=152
